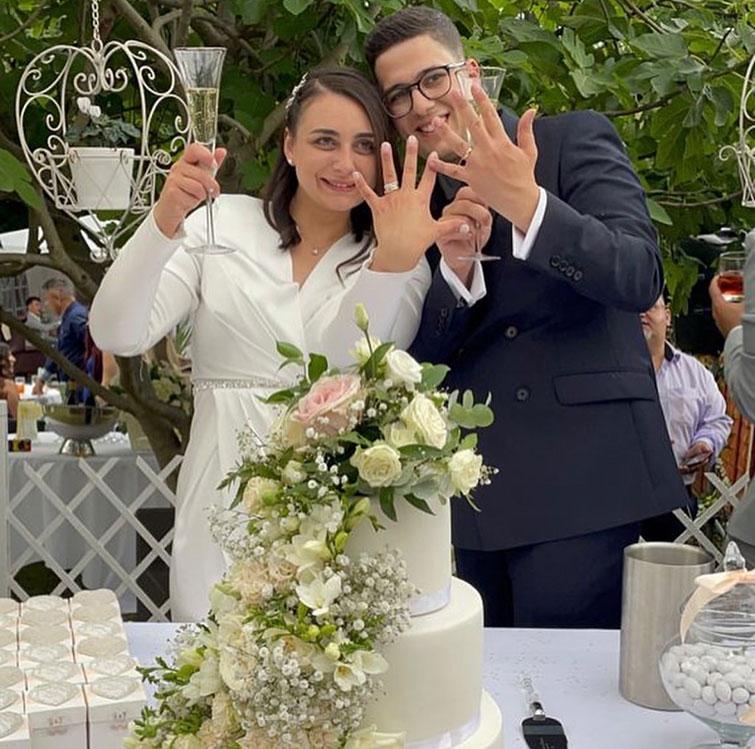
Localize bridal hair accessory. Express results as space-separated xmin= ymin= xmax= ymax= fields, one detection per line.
xmin=285 ymin=72 xmax=309 ymax=113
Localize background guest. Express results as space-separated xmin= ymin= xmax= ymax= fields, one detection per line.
xmin=641 ymin=293 xmax=732 ymax=540
xmin=23 ymin=295 xmax=58 ymax=339
xmin=32 ymin=277 xmax=88 ymax=401
xmin=0 ymin=343 xmax=19 ymax=420
xmin=710 ymin=228 xmax=755 ymax=565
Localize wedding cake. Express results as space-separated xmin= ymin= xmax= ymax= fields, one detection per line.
xmin=349 ymin=498 xmax=503 ymax=748
xmin=129 ymin=319 xmax=502 ymax=748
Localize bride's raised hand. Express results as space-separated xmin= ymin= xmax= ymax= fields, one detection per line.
xmin=153 ymin=143 xmax=226 ymax=238
xmin=353 ymin=135 xmax=468 ymax=273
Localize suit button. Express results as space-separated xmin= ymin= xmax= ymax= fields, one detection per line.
xmin=558 ymin=260 xmax=569 ymax=272
xmin=504 ymin=325 xmax=518 ymax=339
xmin=549 ymin=255 xmax=561 ymax=268
xmin=565 ymin=266 xmax=575 ymax=278
xmin=515 ymin=387 xmax=530 ymax=402
xmin=573 ymin=270 xmax=583 ymax=281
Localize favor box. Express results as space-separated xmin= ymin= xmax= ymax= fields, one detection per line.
xmin=82 ymin=655 xmax=138 ymax=684
xmin=17 ymin=644 xmax=74 ymax=673
xmin=0 ymin=601 xmax=19 ymax=618
xmin=0 ymin=711 xmax=30 ymax=748
xmin=0 ymin=669 xmax=24 ymax=695
xmin=25 ymin=682 xmax=86 ymax=749
xmin=24 ymin=663 xmax=85 ymax=690
xmin=84 ymin=678 xmax=146 ymax=749
xmin=73 ymin=635 xmax=129 ymax=665
xmin=20 ymin=597 xmax=68 ymax=614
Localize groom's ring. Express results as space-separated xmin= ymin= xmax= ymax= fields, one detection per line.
xmin=383 ymin=180 xmax=399 ymax=193
xmin=460 ymin=144 xmax=474 ymax=164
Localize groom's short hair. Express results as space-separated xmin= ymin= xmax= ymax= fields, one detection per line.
xmin=364 ymin=7 xmax=464 ymax=71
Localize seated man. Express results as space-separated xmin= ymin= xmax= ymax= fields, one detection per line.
xmin=0 ymin=343 xmax=20 ymax=420
xmin=641 ymin=294 xmax=732 ymax=540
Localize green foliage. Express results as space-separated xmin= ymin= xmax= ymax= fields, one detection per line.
xmin=0 ymin=0 xmax=754 ymax=310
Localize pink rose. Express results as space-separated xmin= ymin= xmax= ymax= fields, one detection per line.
xmin=292 ymin=374 xmax=363 ymax=436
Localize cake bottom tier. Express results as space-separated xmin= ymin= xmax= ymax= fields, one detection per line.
xmin=454 ymin=691 xmax=503 ymax=749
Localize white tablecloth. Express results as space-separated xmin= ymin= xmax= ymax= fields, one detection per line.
xmin=10 ymin=432 xmax=167 ymax=610
xmin=124 ymin=624 xmax=715 ymax=748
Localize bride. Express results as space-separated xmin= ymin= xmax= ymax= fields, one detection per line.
xmin=89 ymin=67 xmax=466 ymax=621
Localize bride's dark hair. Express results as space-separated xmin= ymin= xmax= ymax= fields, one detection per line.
xmin=261 ymin=67 xmax=396 ymax=277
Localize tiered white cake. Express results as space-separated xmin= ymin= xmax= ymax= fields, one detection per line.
xmin=348 ymin=499 xmax=503 ymax=748
xmin=0 ymin=590 xmax=145 ymax=748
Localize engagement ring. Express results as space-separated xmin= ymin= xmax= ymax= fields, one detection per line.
xmin=383 ymin=180 xmax=399 ymax=193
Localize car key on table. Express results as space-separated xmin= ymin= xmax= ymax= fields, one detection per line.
xmin=520 ymin=674 xmax=568 ymax=748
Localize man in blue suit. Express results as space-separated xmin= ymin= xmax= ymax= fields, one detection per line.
xmin=365 ymin=7 xmax=688 ymax=628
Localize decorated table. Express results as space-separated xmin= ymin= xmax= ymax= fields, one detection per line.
xmin=124 ymin=623 xmax=715 ymax=748
xmin=8 ymin=432 xmax=170 ymax=611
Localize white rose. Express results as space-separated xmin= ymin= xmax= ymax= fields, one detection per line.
xmin=401 ymin=393 xmax=447 ymax=449
xmin=385 ymin=350 xmax=423 ymax=389
xmin=241 ymin=477 xmax=279 ymax=513
xmin=351 ymin=443 xmax=402 ymax=487
xmin=448 ymin=449 xmax=483 ymax=495
xmin=383 ymin=421 xmax=416 ymax=448
xmin=282 ymin=460 xmax=306 ymax=484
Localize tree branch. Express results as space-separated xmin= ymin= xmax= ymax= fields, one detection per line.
xmin=0 ymin=3 xmax=46 ymax=45
xmin=175 ymin=0 xmax=194 ymax=48
xmin=658 ymin=190 xmax=743 ymax=208
xmin=0 ymin=309 xmax=134 ymax=412
xmin=152 ymin=8 xmax=182 ymax=35
xmin=616 ymin=0 xmax=665 ymax=33
xmin=109 ymin=0 xmax=172 ymax=58
xmin=219 ymin=113 xmax=252 ymax=142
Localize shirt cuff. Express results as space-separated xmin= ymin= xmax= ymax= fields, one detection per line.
xmin=511 ymin=187 xmax=548 ymax=261
xmin=439 ymin=259 xmax=487 ymax=307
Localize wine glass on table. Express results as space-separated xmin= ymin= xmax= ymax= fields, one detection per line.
xmin=717 ymin=251 xmax=745 ymax=302
xmin=174 ymin=47 xmax=234 ymax=255
xmin=454 ymin=65 xmax=506 ymax=263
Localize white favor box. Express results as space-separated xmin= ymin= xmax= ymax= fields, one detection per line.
xmin=70 ymin=590 xmax=117 ymax=609
xmin=20 ymin=597 xmax=68 ymax=614
xmin=0 ymin=670 xmax=24 ymax=695
xmin=71 ymin=620 xmax=124 ymax=644
xmin=17 ymin=644 xmax=74 ymax=672
xmin=0 ymin=602 xmax=18 ymax=618
xmin=0 ymin=631 xmax=16 ymax=653
xmin=69 ymin=604 xmax=120 ymax=627
xmin=84 ymin=678 xmax=146 ymax=749
xmin=0 ymin=690 xmax=22 ymax=715
xmin=74 ymin=636 xmax=129 ymax=664
xmin=82 ymin=655 xmax=138 ymax=683
xmin=24 ymin=663 xmax=85 ymax=690
xmin=25 ymin=683 xmax=86 ymax=749
xmin=0 ymin=711 xmax=30 ymax=748
xmin=0 ymin=655 xmax=15 ymax=670
xmin=17 ymin=627 xmax=72 ymax=653
xmin=17 ymin=610 xmax=69 ymax=630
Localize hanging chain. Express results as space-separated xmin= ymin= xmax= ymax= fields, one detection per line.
xmin=90 ymin=0 xmax=102 ymax=52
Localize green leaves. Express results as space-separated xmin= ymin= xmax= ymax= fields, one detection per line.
xmin=631 ymin=32 xmax=688 ymax=59
xmin=448 ymin=389 xmax=494 ymax=429
xmin=0 ymin=149 xmax=42 ymax=210
xmin=420 ymin=363 xmax=449 ymax=391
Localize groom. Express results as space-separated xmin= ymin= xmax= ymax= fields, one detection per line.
xmin=365 ymin=7 xmax=688 ymax=628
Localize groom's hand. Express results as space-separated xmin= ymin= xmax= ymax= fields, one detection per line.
xmin=437 ymin=187 xmax=492 ymax=287
xmin=428 ymin=85 xmax=539 ymax=233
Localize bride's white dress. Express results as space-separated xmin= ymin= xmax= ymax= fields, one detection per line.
xmin=90 ymin=195 xmax=431 ymax=621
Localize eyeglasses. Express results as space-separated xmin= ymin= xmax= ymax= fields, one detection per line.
xmin=382 ymin=62 xmax=467 ymax=119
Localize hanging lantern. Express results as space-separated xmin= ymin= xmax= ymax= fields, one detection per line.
xmin=15 ymin=0 xmax=190 ymax=261
xmin=721 ymin=54 xmax=755 ymax=208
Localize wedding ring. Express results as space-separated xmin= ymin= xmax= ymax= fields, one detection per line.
xmin=383 ymin=180 xmax=399 ymax=193
xmin=460 ymin=144 xmax=474 ymax=164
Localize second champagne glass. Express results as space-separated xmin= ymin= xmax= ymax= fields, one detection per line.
xmin=718 ymin=251 xmax=746 ymax=302
xmin=174 ymin=46 xmax=234 ymax=255
xmin=455 ymin=65 xmax=505 ymax=263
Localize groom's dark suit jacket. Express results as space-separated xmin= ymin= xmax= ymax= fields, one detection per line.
xmin=412 ymin=109 xmax=688 ymax=551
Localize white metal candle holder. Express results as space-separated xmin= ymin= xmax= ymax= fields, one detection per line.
xmin=15 ymin=0 xmax=189 ymax=261
xmin=721 ymin=54 xmax=755 ymax=208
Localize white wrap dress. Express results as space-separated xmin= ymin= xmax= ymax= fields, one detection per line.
xmin=89 ymin=195 xmax=431 ymax=621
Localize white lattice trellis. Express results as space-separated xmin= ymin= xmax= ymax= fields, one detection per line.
xmin=0 ymin=402 xmax=182 ymax=621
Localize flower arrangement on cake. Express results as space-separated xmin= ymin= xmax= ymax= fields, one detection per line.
xmin=127 ymin=306 xmax=494 ymax=749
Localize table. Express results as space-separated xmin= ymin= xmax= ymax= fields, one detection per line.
xmin=9 ymin=432 xmax=171 ymax=612
xmin=124 ymin=624 xmax=715 ymax=748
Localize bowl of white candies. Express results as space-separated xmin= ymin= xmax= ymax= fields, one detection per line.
xmin=659 ymin=543 xmax=755 ymax=748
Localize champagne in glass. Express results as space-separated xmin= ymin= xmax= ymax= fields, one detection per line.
xmin=718 ymin=251 xmax=745 ymax=302
xmin=455 ymin=66 xmax=506 ymax=263
xmin=174 ymin=47 xmax=234 ymax=255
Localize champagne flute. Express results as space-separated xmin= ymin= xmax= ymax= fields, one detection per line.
xmin=174 ymin=47 xmax=234 ymax=255
xmin=455 ymin=66 xmax=505 ymax=263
